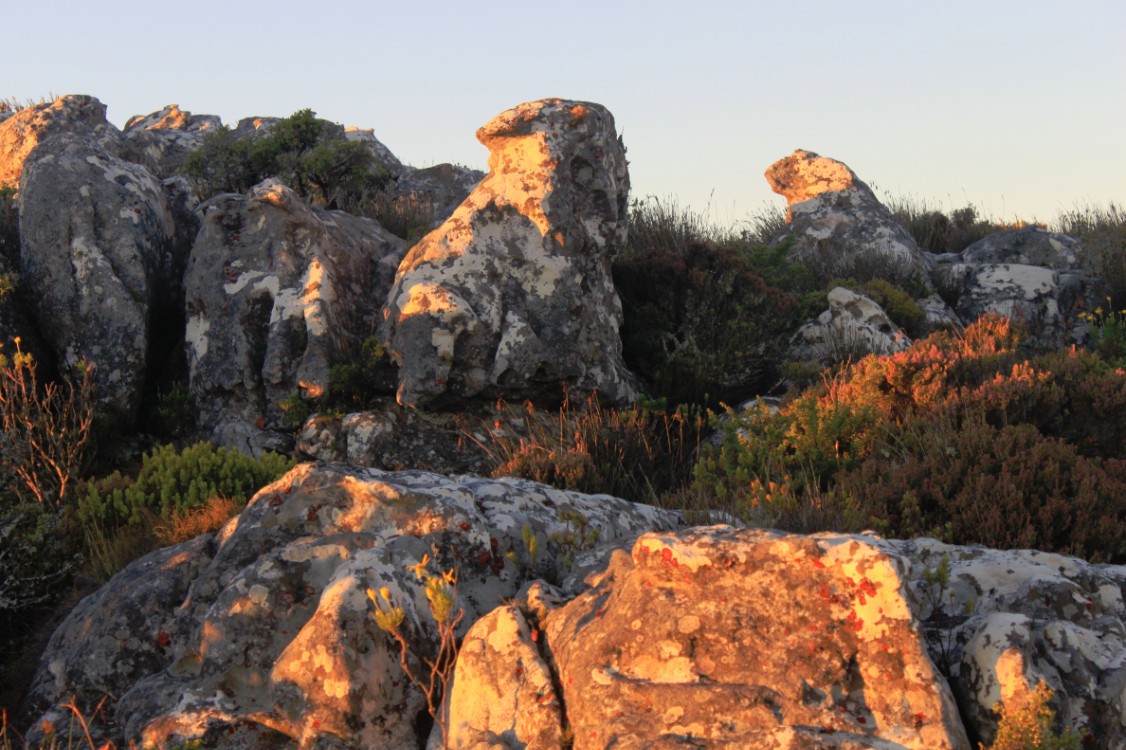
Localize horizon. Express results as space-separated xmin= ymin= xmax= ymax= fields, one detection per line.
xmin=5 ymin=0 xmax=1124 ymax=228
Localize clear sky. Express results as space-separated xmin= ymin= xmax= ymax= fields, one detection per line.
xmin=5 ymin=0 xmax=1123 ymax=228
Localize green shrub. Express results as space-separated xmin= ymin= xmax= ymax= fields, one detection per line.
xmin=183 ymin=109 xmax=390 ymax=208
xmin=983 ymin=680 xmax=1081 ymax=750
xmin=1058 ymin=203 xmax=1126 ymax=311
xmin=0 ymin=186 xmax=17 ymax=262
xmin=78 ymin=441 xmax=295 ymax=529
xmin=884 ymin=195 xmax=1002 ymax=255
xmin=323 ymin=336 xmax=397 ymax=412
xmin=614 ymin=231 xmax=801 ymax=407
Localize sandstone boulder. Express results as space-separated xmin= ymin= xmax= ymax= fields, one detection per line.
xmin=343 ymin=126 xmax=405 ymax=178
xmin=766 ymin=149 xmax=932 ymax=290
xmin=185 ymin=179 xmax=404 ymax=455
xmin=121 ymin=103 xmax=223 ymax=178
xmin=389 ymin=163 xmax=485 ymax=233
xmin=383 ymin=98 xmax=635 ymax=408
xmin=791 ymin=286 xmax=911 ymax=364
xmin=20 ymin=463 xmax=682 ymax=749
xmin=18 ymin=134 xmax=178 ymax=418
xmin=0 ymin=95 xmax=119 ymax=189
xmin=450 ymin=527 xmax=970 ymax=748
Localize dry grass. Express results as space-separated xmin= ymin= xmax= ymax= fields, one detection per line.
xmin=152 ymin=494 xmax=243 ymax=546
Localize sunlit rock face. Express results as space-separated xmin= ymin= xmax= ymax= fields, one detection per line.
xmin=791 ymin=286 xmax=911 ymax=364
xmin=185 ymin=179 xmax=404 ymax=455
xmin=18 ymin=133 xmax=177 ymax=419
xmin=766 ymin=149 xmax=933 ymax=290
xmin=934 ymin=226 xmax=1093 ymax=350
xmin=383 ymin=98 xmax=635 ymax=408
xmin=21 ymin=463 xmax=682 ymax=749
xmin=522 ymin=528 xmax=969 ymax=749
xmin=0 ymin=95 xmax=119 ymax=189
xmin=121 ymin=103 xmax=222 ymax=178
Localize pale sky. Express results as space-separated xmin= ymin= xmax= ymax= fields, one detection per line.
xmin=5 ymin=0 xmax=1123 ymax=227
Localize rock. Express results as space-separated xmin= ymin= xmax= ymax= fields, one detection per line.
xmin=917 ymin=293 xmax=964 ymax=332
xmin=895 ymin=537 xmax=1126 ymax=747
xmin=390 ymin=162 xmax=485 ymax=232
xmin=184 ymin=179 xmax=404 ymax=455
xmin=21 ymin=463 xmax=683 ymax=748
xmin=17 ymin=133 xmax=178 ymax=419
xmin=765 ymin=149 xmax=933 ymax=290
xmin=121 ymin=104 xmax=223 ymax=178
xmin=530 ymin=527 xmax=969 ymax=748
xmin=0 ymin=95 xmax=119 ymax=189
xmin=343 ymin=126 xmax=405 ymax=177
xmin=961 ymin=226 xmax=1082 ymax=270
xmin=791 ymin=286 xmax=911 ymax=364
xmin=296 ymin=402 xmax=492 ymax=476
xmin=383 ymin=98 xmax=635 ymax=408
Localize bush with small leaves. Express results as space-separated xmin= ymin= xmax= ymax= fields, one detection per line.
xmin=983 ymin=680 xmax=1080 ymax=750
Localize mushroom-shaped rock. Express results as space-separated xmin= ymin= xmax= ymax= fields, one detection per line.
xmin=766 ymin=149 xmax=932 ymax=290
xmin=18 ymin=133 xmax=177 ymax=419
xmin=383 ymin=98 xmax=635 ymax=408
xmin=185 ymin=179 xmax=404 ymax=455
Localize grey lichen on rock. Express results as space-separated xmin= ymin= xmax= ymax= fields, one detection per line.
xmin=383 ymin=98 xmax=636 ymax=409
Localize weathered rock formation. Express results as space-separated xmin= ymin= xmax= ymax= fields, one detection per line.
xmin=121 ymin=103 xmax=222 ymax=178
xmin=185 ymin=179 xmax=404 ymax=454
xmin=932 ymin=226 xmax=1093 ymax=350
xmin=791 ymin=286 xmax=911 ymax=364
xmin=0 ymin=95 xmax=119 ymax=189
xmin=20 ymin=463 xmax=681 ymax=748
xmin=383 ymin=98 xmax=635 ymax=408
xmin=766 ymin=149 xmax=933 ymax=290
xmin=18 ymin=133 xmax=179 ymax=418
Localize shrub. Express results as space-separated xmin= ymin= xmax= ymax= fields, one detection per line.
xmin=983 ymin=680 xmax=1080 ymax=750
xmin=1057 ymin=203 xmax=1125 ymax=310
xmin=0 ymin=186 xmax=17 ymax=262
xmin=322 ymin=336 xmax=397 ymax=412
xmin=615 ymin=228 xmax=801 ymax=407
xmin=0 ymin=340 xmax=95 ymax=510
xmin=78 ymin=441 xmax=295 ymax=529
xmin=183 ymin=109 xmax=390 ymax=208
xmin=883 ymin=194 xmax=1002 ymax=255
xmin=828 ymin=277 xmax=927 ymax=338
xmin=478 ymin=395 xmax=705 ymax=505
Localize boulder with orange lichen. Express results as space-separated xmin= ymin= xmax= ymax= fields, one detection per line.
xmin=120 ymin=103 xmax=223 ymax=178
xmin=19 ymin=463 xmax=681 ymax=749
xmin=185 ymin=179 xmax=404 ymax=455
xmin=382 ymin=98 xmax=635 ymax=409
xmin=0 ymin=94 xmax=121 ymax=189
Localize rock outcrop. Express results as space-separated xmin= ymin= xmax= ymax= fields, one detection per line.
xmin=766 ymin=149 xmax=933 ymax=290
xmin=18 ymin=133 xmax=178 ymax=418
xmin=185 ymin=179 xmax=404 ymax=455
xmin=121 ymin=104 xmax=222 ymax=178
xmin=791 ymin=286 xmax=911 ymax=364
xmin=0 ymin=95 xmax=119 ymax=189
xmin=20 ymin=463 xmax=682 ymax=749
xmin=383 ymin=98 xmax=635 ymax=408
xmin=932 ymin=226 xmax=1093 ymax=350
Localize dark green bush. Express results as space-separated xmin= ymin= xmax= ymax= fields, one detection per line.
xmin=614 ymin=236 xmax=801 ymax=408
xmin=1058 ymin=203 xmax=1126 ymax=310
xmin=323 ymin=336 xmax=398 ymax=412
xmin=885 ymin=197 xmax=1000 ymax=255
xmin=78 ymin=441 xmax=295 ymax=529
xmin=0 ymin=186 xmax=17 ymax=262
xmin=183 ymin=109 xmax=390 ymax=208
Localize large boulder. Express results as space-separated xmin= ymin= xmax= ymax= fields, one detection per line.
xmin=121 ymin=103 xmax=222 ymax=178
xmin=20 ymin=463 xmax=682 ymax=749
xmin=185 ymin=179 xmax=405 ymax=455
xmin=766 ymin=149 xmax=932 ymax=290
xmin=343 ymin=126 xmax=405 ymax=178
xmin=0 ymin=95 xmax=119 ymax=189
xmin=383 ymin=98 xmax=635 ymax=408
xmin=933 ymin=226 xmax=1093 ymax=350
xmin=17 ymin=134 xmax=178 ymax=418
xmin=448 ymin=527 xmax=970 ymax=748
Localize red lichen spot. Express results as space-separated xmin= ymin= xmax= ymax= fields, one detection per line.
xmin=913 ymin=712 xmax=926 ymax=728
xmin=255 ymin=416 xmax=266 ymax=430
xmin=660 ymin=548 xmax=676 ymax=566
xmin=268 ymin=495 xmax=283 ymax=507
xmin=531 ymin=629 xmax=539 ymax=643
xmin=490 ymin=537 xmax=499 ymax=551
xmin=156 ymin=631 xmax=171 ymax=648
xmin=811 ymin=558 xmax=825 ymax=569
xmin=312 ymin=719 xmax=321 ymax=730
xmin=856 ymin=716 xmax=867 ymax=724
xmin=476 ymin=551 xmax=491 ymax=566
xmin=458 ymin=521 xmax=471 ymax=532
xmin=596 ymin=609 xmax=605 ymax=618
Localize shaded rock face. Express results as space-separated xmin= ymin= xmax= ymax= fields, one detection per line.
xmin=897 ymin=538 xmax=1126 ymax=747
xmin=791 ymin=286 xmax=911 ymax=364
xmin=392 ymin=162 xmax=485 ymax=229
xmin=343 ymin=126 xmax=405 ymax=178
xmin=934 ymin=227 xmax=1093 ymax=350
xmin=0 ymin=95 xmax=119 ymax=189
xmin=383 ymin=98 xmax=635 ymax=408
xmin=21 ymin=463 xmax=682 ymax=749
xmin=121 ymin=103 xmax=222 ymax=178
xmin=185 ymin=180 xmax=404 ymax=455
xmin=18 ymin=134 xmax=178 ymax=418
xmin=766 ymin=149 xmax=932 ymax=290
